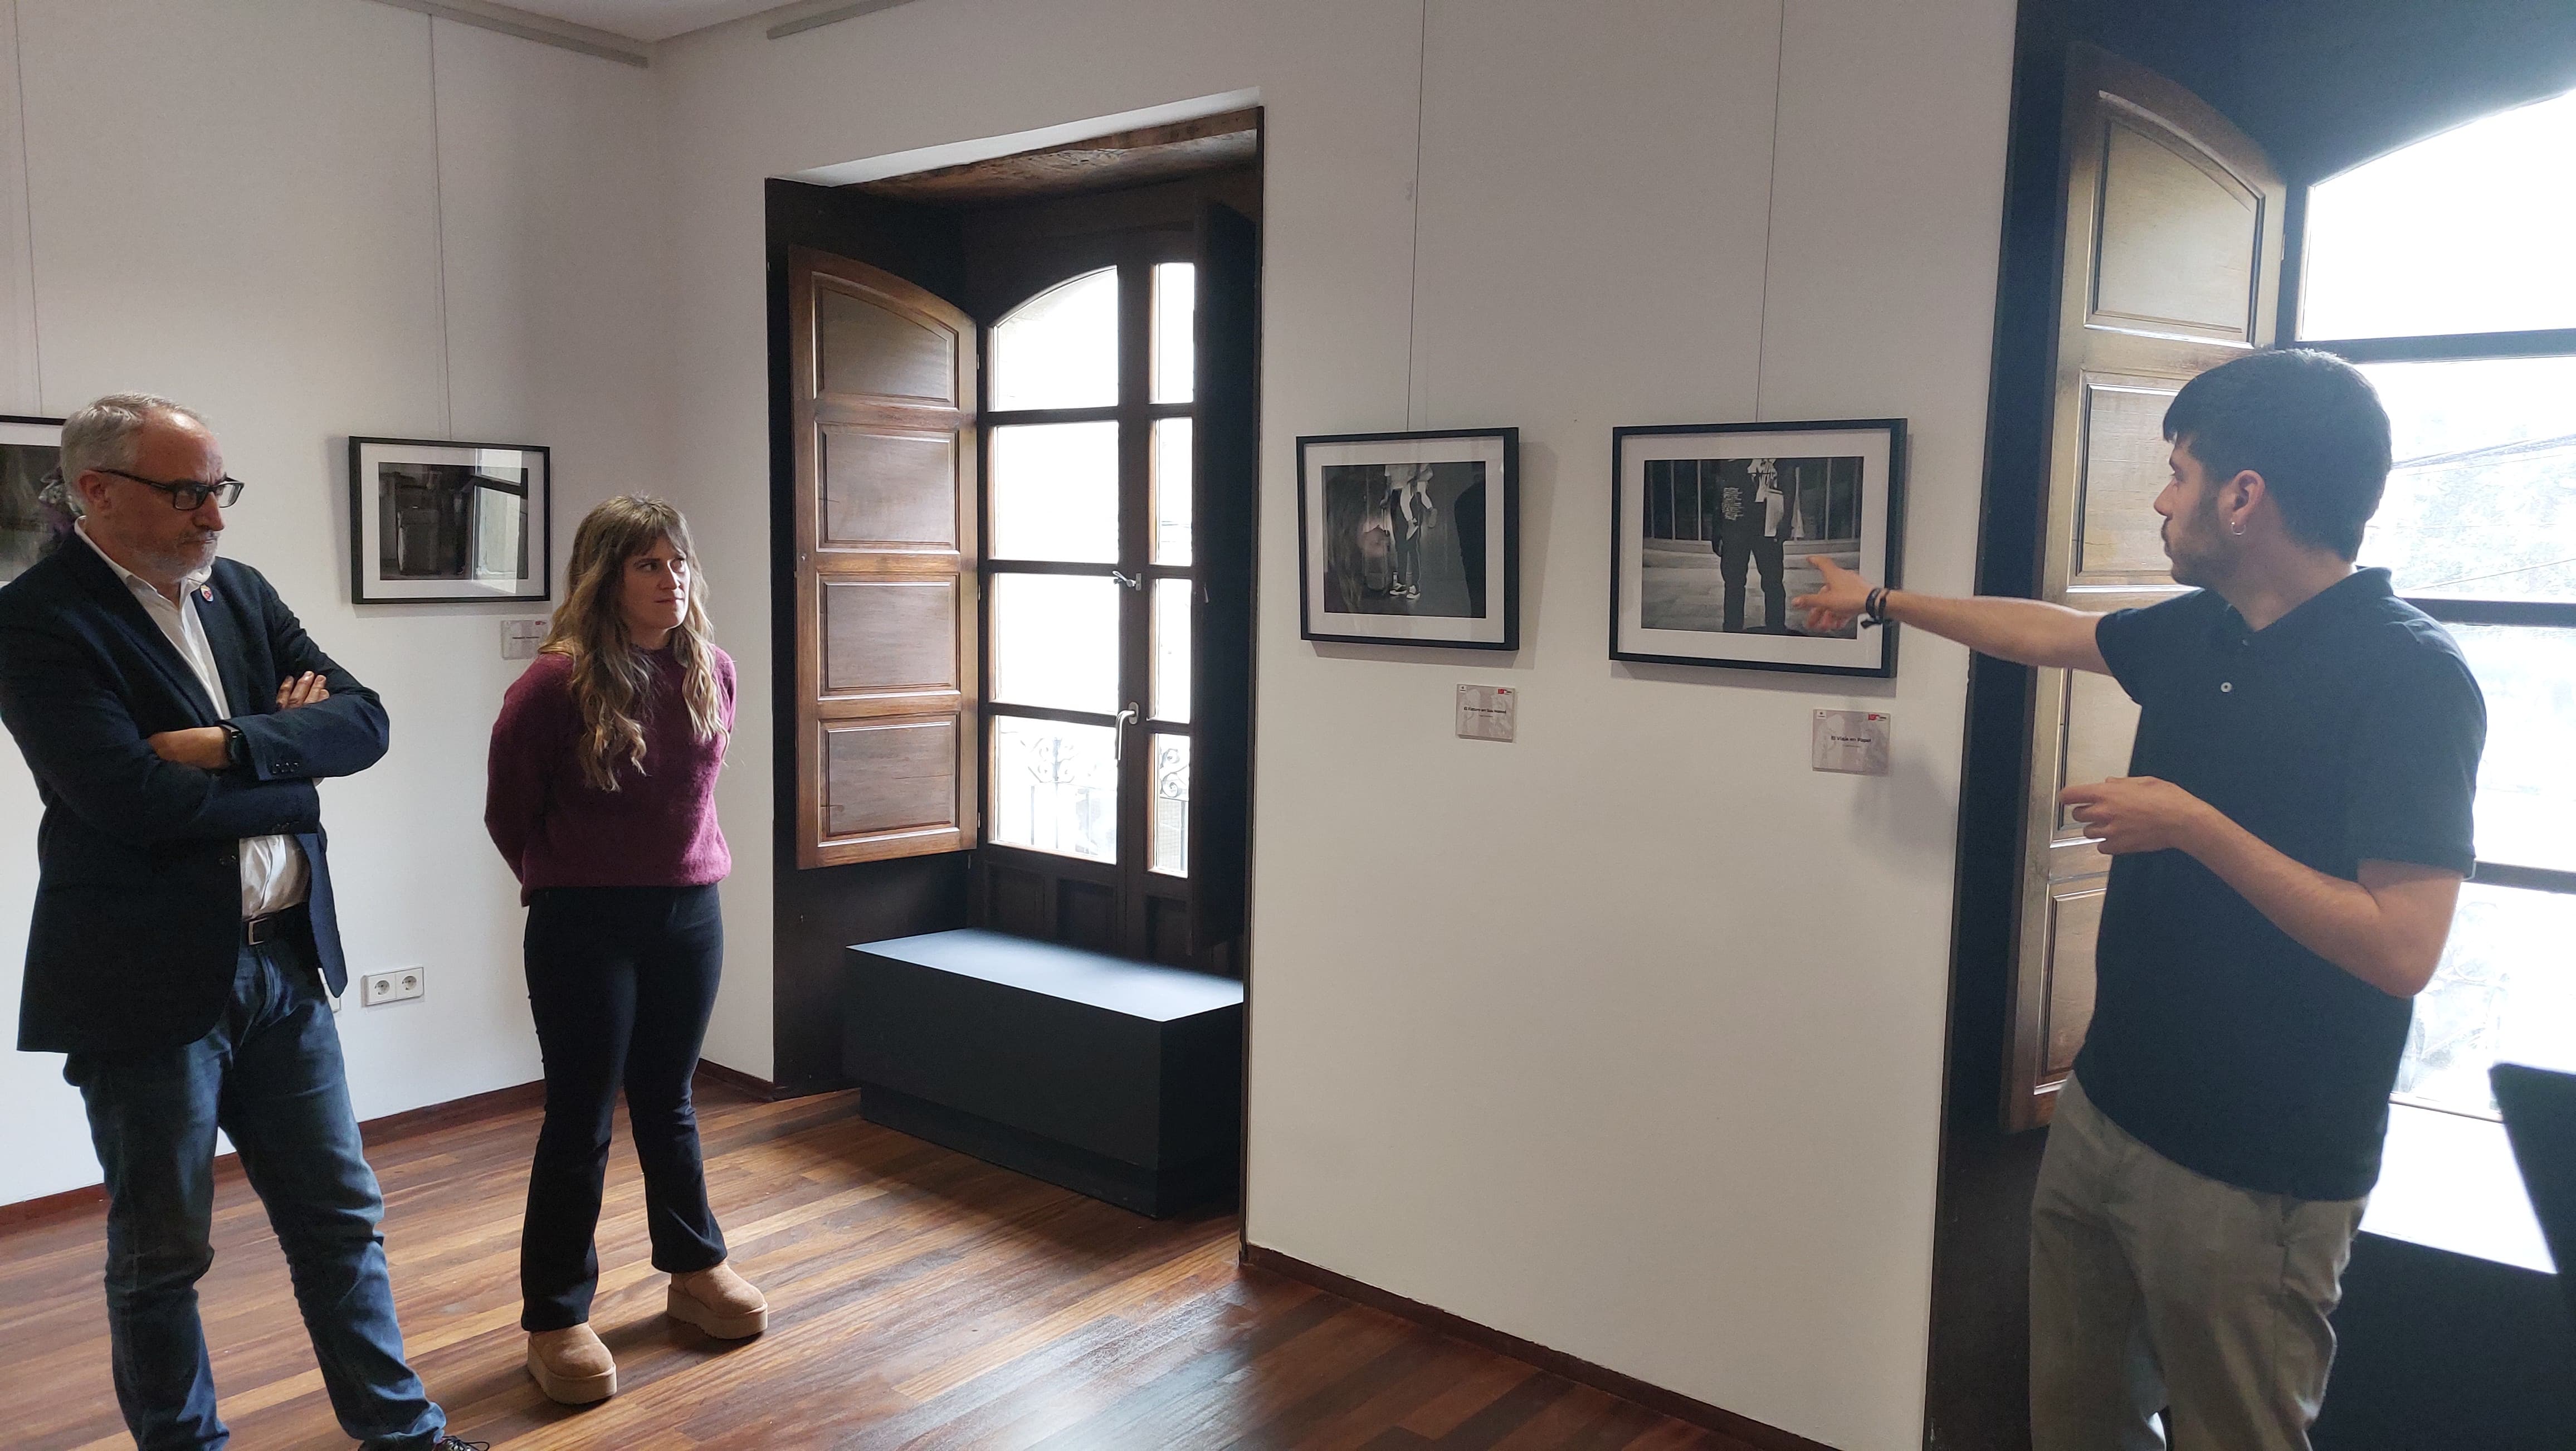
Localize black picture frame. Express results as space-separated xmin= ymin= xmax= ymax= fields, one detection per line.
xmin=348 ymin=435 xmax=550 ymax=603
xmin=1296 ymin=426 xmax=1519 ymax=650
xmin=1609 ymin=417 xmax=1906 ymax=678
xmin=0 ymin=413 xmax=65 ymax=586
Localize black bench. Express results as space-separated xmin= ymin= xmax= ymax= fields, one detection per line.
xmin=842 ymin=929 xmax=1245 ymax=1217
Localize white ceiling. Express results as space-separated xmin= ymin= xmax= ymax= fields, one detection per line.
xmin=495 ymin=0 xmax=788 ymax=43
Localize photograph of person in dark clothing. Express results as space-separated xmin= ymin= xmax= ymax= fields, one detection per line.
xmin=1301 ymin=427 xmax=1518 ymax=651
xmin=1639 ymin=454 xmax=1862 ymax=636
xmin=1716 ymin=457 xmax=1790 ymax=633
xmin=1319 ymin=460 xmax=1488 ymax=619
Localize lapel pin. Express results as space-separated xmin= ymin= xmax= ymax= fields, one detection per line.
xmin=199 ymin=586 xmax=214 ymax=602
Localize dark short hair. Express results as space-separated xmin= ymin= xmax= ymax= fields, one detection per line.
xmin=2162 ymin=349 xmax=2392 ymax=559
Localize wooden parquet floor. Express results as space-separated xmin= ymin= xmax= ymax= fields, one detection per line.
xmin=1 ymin=1078 xmax=1744 ymax=1450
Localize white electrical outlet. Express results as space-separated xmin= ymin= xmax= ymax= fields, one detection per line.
xmin=361 ymin=968 xmax=424 ymax=1006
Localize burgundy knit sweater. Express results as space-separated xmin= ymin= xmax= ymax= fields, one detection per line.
xmin=485 ymin=645 xmax=734 ymax=901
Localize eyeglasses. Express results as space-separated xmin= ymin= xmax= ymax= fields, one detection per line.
xmin=97 ymin=468 xmax=247 ymax=510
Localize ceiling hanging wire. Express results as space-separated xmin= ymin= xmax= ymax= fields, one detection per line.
xmin=1752 ymin=0 xmax=1787 ymax=423
xmin=1404 ymin=0 xmax=1430 ymax=431
xmin=427 ymin=14 xmax=456 ymax=440
xmin=10 ymin=0 xmax=42 ymax=415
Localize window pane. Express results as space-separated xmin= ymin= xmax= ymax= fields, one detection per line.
xmin=2451 ymin=625 xmax=2576 ymax=873
xmin=991 ymin=716 xmax=1118 ymax=864
xmin=2357 ymin=357 xmax=2576 ymax=603
xmin=2302 ymin=87 xmax=2576 ymax=340
xmin=991 ymin=573 xmax=1118 ymax=714
xmin=1152 ymin=262 xmax=1194 ymax=404
xmin=1152 ymin=417 xmax=1193 ymax=565
xmin=991 ymin=421 xmax=1119 ymax=563
xmin=1150 ymin=732 xmax=1189 ymax=877
xmin=2396 ymin=884 xmax=2576 ymax=1117
xmin=1153 ymin=577 xmax=1191 ymax=723
xmin=992 ymin=268 xmax=1118 ymax=411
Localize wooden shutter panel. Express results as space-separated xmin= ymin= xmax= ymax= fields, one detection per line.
xmin=2003 ymin=47 xmax=2284 ymax=1129
xmin=790 ymin=246 xmax=980 ymax=867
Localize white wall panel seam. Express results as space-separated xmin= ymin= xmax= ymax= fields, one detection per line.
xmin=6 ymin=0 xmax=42 ymax=413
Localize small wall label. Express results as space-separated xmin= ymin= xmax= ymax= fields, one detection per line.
xmin=1456 ymin=684 xmax=1516 ymax=742
xmin=1812 ymin=709 xmax=1890 ymax=776
xmin=501 ymin=619 xmax=548 ymax=660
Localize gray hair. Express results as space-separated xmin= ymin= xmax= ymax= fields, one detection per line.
xmin=42 ymin=393 xmax=207 ymax=519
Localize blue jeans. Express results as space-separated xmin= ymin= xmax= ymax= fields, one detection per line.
xmin=62 ymin=922 xmax=447 ymax=1451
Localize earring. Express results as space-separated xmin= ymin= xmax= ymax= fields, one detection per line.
xmin=2228 ymin=522 xmax=2246 ymax=536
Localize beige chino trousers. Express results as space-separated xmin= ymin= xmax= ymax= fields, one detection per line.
xmin=2030 ymin=1075 xmax=2368 ymax=1450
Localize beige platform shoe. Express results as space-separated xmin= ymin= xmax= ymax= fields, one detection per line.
xmin=525 ymin=1323 xmax=617 ymax=1404
xmin=667 ymin=1261 xmax=768 ymax=1339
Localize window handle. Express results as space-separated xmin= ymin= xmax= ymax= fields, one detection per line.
xmin=1115 ymin=703 xmax=1139 ymax=764
xmin=1112 ymin=571 xmax=1141 ymax=591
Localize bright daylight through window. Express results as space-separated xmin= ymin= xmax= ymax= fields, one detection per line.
xmin=2301 ymin=85 xmax=2576 ymax=1116
xmin=982 ymin=262 xmax=1199 ymax=877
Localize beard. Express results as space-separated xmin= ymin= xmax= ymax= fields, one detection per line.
xmin=139 ymin=528 xmax=221 ymax=580
xmin=2161 ymin=499 xmax=2229 ymax=589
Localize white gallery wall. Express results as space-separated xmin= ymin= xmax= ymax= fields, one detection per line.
xmin=653 ymin=1 xmax=2013 ymax=1447
xmin=0 ymin=0 xmax=669 ymax=1203
xmin=0 ymin=1 xmax=2013 ymax=1445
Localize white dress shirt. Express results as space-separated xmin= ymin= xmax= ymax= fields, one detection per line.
xmin=76 ymin=523 xmax=310 ymax=918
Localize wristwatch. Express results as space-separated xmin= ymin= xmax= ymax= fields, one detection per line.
xmin=220 ymin=722 xmax=248 ymax=770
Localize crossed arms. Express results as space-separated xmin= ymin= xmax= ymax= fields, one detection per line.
xmin=1794 ymin=558 xmax=2462 ymax=998
xmin=0 ymin=580 xmax=388 ymax=848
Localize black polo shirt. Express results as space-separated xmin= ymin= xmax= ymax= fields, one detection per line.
xmin=2076 ymin=568 xmax=2485 ymax=1202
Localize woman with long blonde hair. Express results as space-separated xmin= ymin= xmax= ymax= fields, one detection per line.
xmin=485 ymin=496 xmax=765 ymax=1404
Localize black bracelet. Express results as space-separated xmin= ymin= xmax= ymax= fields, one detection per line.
xmin=1862 ymin=586 xmax=1890 ymax=630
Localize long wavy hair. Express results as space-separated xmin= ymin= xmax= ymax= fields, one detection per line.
xmin=541 ymin=496 xmax=726 ymax=791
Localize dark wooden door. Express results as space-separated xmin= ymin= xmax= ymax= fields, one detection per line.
xmin=1187 ymin=202 xmax=1257 ymax=957
xmin=2004 ymin=46 xmax=2285 ymax=1129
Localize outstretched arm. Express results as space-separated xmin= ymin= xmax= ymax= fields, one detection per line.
xmin=1794 ymin=555 xmax=2109 ymax=673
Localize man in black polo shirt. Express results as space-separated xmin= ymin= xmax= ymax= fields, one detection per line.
xmin=1797 ymin=349 xmax=2484 ymax=1449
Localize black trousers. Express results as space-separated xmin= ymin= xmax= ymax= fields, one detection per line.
xmin=519 ymin=884 xmax=727 ymax=1331
xmin=1719 ymin=527 xmax=1787 ymax=633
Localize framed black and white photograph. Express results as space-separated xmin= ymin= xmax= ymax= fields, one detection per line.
xmin=1297 ymin=427 xmax=1517 ymax=650
xmin=0 ymin=415 xmax=64 ymax=586
xmin=1611 ymin=418 xmax=1905 ymax=677
xmin=349 ymin=436 xmax=549 ymax=603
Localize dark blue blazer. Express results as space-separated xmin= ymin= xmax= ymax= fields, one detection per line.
xmin=0 ymin=539 xmax=389 ymax=1054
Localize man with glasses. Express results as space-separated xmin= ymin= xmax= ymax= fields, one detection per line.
xmin=0 ymin=395 xmax=480 ymax=1450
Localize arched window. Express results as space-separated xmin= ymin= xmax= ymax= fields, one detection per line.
xmin=991 ymin=267 xmax=1119 ymax=411
xmin=2296 ymin=86 xmax=2576 ymax=1117
xmin=983 ymin=259 xmax=1201 ymax=890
